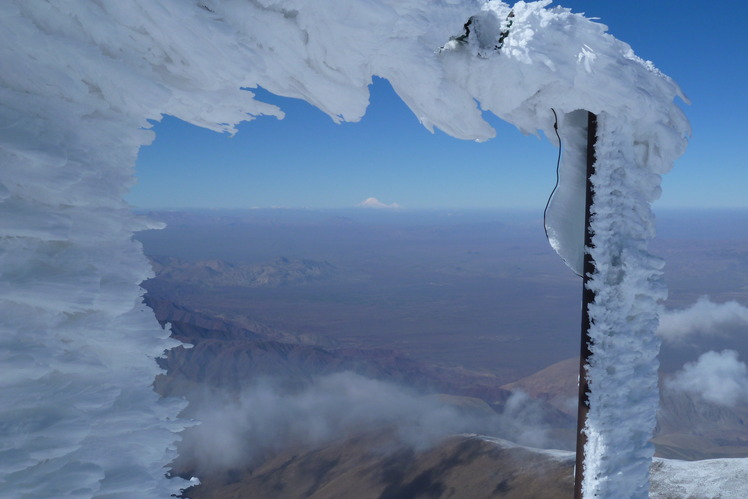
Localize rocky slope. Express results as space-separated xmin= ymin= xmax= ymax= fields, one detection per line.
xmin=181 ymin=434 xmax=576 ymax=499
xmin=180 ymin=432 xmax=748 ymax=499
xmin=150 ymin=296 xmax=520 ymax=406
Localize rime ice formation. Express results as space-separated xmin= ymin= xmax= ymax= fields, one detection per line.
xmin=579 ymin=114 xmax=670 ymax=497
xmin=0 ymin=1 xmax=688 ymax=498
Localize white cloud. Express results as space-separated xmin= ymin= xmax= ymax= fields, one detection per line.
xmin=357 ymin=197 xmax=402 ymax=209
xmin=657 ymin=296 xmax=748 ymax=342
xmin=178 ymin=373 xmax=555 ymax=473
xmin=666 ymin=350 xmax=748 ymax=407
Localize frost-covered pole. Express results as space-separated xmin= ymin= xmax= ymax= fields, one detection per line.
xmin=574 ymin=111 xmax=597 ymax=499
xmin=579 ymin=113 xmax=668 ymax=498
xmin=438 ymin=3 xmax=687 ymax=496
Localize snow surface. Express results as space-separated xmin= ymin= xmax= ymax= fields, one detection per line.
xmin=0 ymin=1 xmax=688 ymax=497
xmin=650 ymin=457 xmax=748 ymax=499
xmin=481 ymin=436 xmax=748 ymax=499
xmin=357 ymin=197 xmax=402 ymax=209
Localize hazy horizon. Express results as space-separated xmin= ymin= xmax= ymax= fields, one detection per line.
xmin=137 ymin=207 xmax=748 ymax=379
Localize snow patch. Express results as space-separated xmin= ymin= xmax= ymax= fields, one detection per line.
xmin=357 ymin=197 xmax=402 ymax=209
xmin=650 ymin=457 xmax=748 ymax=499
xmin=481 ymin=436 xmax=748 ymax=499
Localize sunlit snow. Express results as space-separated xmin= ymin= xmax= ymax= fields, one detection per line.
xmin=481 ymin=437 xmax=748 ymax=499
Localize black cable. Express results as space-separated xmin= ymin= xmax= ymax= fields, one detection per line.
xmin=544 ymin=110 xmax=585 ymax=278
xmin=543 ymin=108 xmax=562 ymax=243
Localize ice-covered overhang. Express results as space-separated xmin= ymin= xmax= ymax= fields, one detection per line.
xmin=0 ymin=0 xmax=690 ymax=273
xmin=0 ymin=1 xmax=689 ymax=498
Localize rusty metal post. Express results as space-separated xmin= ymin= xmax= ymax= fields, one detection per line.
xmin=574 ymin=111 xmax=597 ymax=499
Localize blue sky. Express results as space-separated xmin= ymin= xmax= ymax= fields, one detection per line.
xmin=129 ymin=1 xmax=748 ymax=211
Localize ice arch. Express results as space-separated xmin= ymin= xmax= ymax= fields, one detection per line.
xmin=0 ymin=1 xmax=688 ymax=498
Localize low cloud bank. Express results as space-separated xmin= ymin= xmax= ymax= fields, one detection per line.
xmin=178 ymin=372 xmax=555 ymax=473
xmin=657 ymin=296 xmax=748 ymax=342
xmin=666 ymin=350 xmax=748 ymax=407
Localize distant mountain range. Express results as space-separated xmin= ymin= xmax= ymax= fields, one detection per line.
xmin=148 ymin=256 xmax=338 ymax=288
xmin=148 ymin=296 xmax=538 ymax=410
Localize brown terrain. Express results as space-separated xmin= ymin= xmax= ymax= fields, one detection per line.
xmin=184 ymin=434 xmax=576 ymax=499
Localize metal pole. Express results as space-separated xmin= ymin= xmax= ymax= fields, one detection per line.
xmin=574 ymin=111 xmax=597 ymax=499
